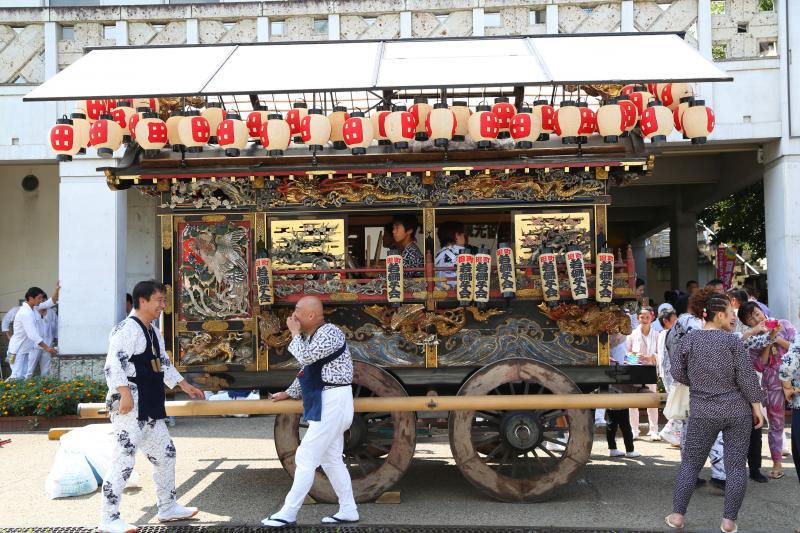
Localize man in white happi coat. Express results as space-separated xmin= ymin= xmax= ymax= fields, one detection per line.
xmin=261 ymin=295 xmax=358 ymax=528
xmin=99 ymin=280 xmax=204 ymax=533
xmin=7 ymin=285 xmax=59 ymax=380
xmin=27 ymin=304 xmax=58 ymax=377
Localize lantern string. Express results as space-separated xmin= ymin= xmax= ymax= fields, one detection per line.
xmin=350 ymin=90 xmax=355 ymax=112
xmin=270 ymin=93 xmax=277 ymax=113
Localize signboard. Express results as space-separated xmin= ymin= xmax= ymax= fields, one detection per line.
xmin=474 ymin=250 xmax=492 ymax=307
xmin=716 ymin=246 xmax=736 ymax=290
xmin=565 ymin=245 xmax=588 ymax=304
xmin=386 ymin=254 xmax=404 ymax=304
xmin=538 ymin=250 xmax=560 ymax=305
xmin=496 ymin=244 xmax=517 ymax=299
xmin=456 ymin=253 xmax=475 ymax=306
xmin=595 ymin=250 xmax=615 ymax=304
xmin=255 ymin=256 xmax=274 ymax=307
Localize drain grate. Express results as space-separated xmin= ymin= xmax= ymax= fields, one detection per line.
xmin=0 ymin=526 xmax=686 ymax=533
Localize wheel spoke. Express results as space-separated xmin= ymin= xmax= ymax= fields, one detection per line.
xmin=483 ymin=442 xmax=505 ymax=462
xmin=537 ymin=443 xmax=559 ymax=459
xmin=531 ymin=447 xmax=551 ymax=473
xmin=523 ymin=381 xmax=530 ymax=395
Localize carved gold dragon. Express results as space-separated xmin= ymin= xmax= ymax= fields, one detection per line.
xmin=182 ymin=332 xmax=246 ymax=366
xmin=259 ymin=310 xmax=293 ymax=349
xmin=364 ymin=304 xmax=503 ymax=346
xmin=538 ymin=302 xmax=632 ymax=337
xmin=276 ymin=175 xmax=418 ymax=207
xmin=446 ymin=173 xmax=603 ymax=201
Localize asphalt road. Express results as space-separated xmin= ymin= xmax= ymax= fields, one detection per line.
xmin=0 ymin=417 xmax=796 ymax=532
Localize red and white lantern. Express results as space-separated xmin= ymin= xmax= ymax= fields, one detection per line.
xmin=576 ymin=102 xmax=596 ymax=144
xmin=128 ymin=106 xmax=150 ymax=141
xmin=202 ymin=102 xmax=225 ymax=144
xmin=89 ymin=113 xmax=123 ymax=158
xmin=370 ymin=105 xmax=392 ymax=146
xmin=617 ymin=95 xmax=638 ymax=134
xmin=673 ymin=96 xmax=694 ymax=133
xmin=681 ymin=99 xmax=715 ymax=144
xmin=49 ymin=116 xmax=81 ymax=162
xmin=246 ymin=110 xmax=270 ymax=144
xmin=343 ymin=111 xmax=374 ymax=155
xmin=70 ymin=111 xmax=91 ymax=154
xmin=217 ymin=111 xmax=249 ymax=157
xmin=410 ymin=97 xmax=432 ymax=141
xmin=492 ymin=97 xmax=516 ymax=139
xmin=300 ymin=108 xmax=331 ymax=151
xmin=261 ymin=113 xmax=291 ymax=156
xmin=553 ymin=101 xmax=582 ymax=144
xmin=385 ymin=104 xmax=416 ymax=149
xmin=134 ymin=110 xmax=168 ymax=157
xmin=328 ymin=105 xmax=350 ymax=150
xmin=660 ymin=83 xmax=694 ymax=110
xmin=111 ymin=99 xmax=136 ymax=143
xmin=426 ymin=103 xmax=456 ymax=148
xmin=451 ymin=101 xmax=471 ymax=142
xmin=509 ymin=106 xmax=541 ymax=149
xmin=178 ymin=110 xmax=211 ymax=152
xmin=640 ymin=100 xmax=674 ymax=142
xmin=80 ymin=99 xmax=109 ymax=123
xmin=286 ymin=102 xmax=308 ymax=144
xmin=166 ymin=110 xmax=184 ymax=152
xmin=596 ymin=99 xmax=626 ymax=143
xmin=533 ymin=100 xmax=555 ymax=140
xmin=621 ymin=85 xmax=653 ymax=118
xmin=467 ymin=104 xmax=499 ymax=149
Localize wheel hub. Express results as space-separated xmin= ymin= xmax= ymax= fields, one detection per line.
xmin=344 ymin=413 xmax=368 ymax=452
xmin=500 ymin=410 xmax=543 ymax=452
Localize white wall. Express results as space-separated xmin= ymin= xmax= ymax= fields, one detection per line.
xmin=712 ymin=59 xmax=782 ymax=141
xmin=125 ymin=189 xmax=158 ymax=292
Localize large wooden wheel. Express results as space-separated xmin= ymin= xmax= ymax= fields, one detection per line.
xmin=448 ymin=358 xmax=592 ymax=502
xmin=274 ymin=361 xmax=416 ymax=503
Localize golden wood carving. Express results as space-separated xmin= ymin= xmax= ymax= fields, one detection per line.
xmin=202 ymin=320 xmax=230 ymax=332
xmin=330 ymin=293 xmax=359 ymax=302
xmin=259 ymin=310 xmax=292 ymax=349
xmin=164 ymin=284 xmax=173 ymax=315
xmin=364 ymin=304 xmax=502 ymax=346
xmin=466 ymin=306 xmax=504 ymax=322
xmin=160 ymin=215 xmax=173 ymax=250
xmin=182 ymin=331 xmax=250 ymax=366
xmin=274 ymin=174 xmax=420 ymax=207
xmin=440 ymin=171 xmax=604 ymax=203
xmin=202 ymin=214 xmax=227 ymax=223
xmin=538 ymin=302 xmax=632 ymax=337
xmin=192 ymin=373 xmax=230 ymax=392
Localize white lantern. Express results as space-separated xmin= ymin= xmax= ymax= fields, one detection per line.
xmin=135 ymin=110 xmax=168 ymax=157
xmin=49 ymin=116 xmax=81 ymax=162
xmin=640 ymin=100 xmax=674 ymax=142
xmin=451 ymin=101 xmax=471 ymax=142
xmin=533 ymin=99 xmax=555 ymax=140
xmin=554 ymin=101 xmax=581 ymax=144
xmin=410 ymin=97 xmax=432 ymax=141
xmin=328 ymin=105 xmax=349 ymax=150
xmin=385 ymin=104 xmax=416 ymax=149
xmin=660 ymin=83 xmax=694 ymax=110
xmin=300 ymin=108 xmax=331 ymax=151
xmin=681 ymin=99 xmax=715 ymax=144
xmin=425 ymin=103 xmax=455 ymax=148
xmin=343 ymin=111 xmax=374 ymax=155
xmin=261 ymin=113 xmax=291 ymax=156
xmin=467 ymin=104 xmax=499 ymax=149
xmin=178 ymin=110 xmax=211 ymax=152
xmin=509 ymin=106 xmax=541 ymax=149
xmin=246 ymin=110 xmax=270 ymax=144
xmin=89 ymin=113 xmax=123 ymax=158
xmin=286 ymin=102 xmax=308 ymax=144
xmin=370 ymin=105 xmax=392 ymax=146
xmin=70 ymin=111 xmax=91 ymax=154
xmin=596 ymin=99 xmax=626 ymax=143
xmin=166 ymin=110 xmax=185 ymax=152
xmin=111 ymin=99 xmax=136 ymax=143
xmin=202 ymin=102 xmax=225 ymax=144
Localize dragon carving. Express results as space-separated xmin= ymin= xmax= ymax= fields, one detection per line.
xmin=538 ymin=302 xmax=632 ymax=337
xmin=273 ymin=175 xmax=421 ymax=207
xmin=436 ymin=170 xmax=604 ymax=203
xmin=181 ymin=332 xmax=253 ymax=366
xmin=364 ymin=304 xmax=503 ymax=346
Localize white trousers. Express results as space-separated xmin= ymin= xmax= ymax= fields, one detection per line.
xmin=8 ymin=351 xmax=30 ymax=380
xmin=630 ymin=383 xmax=660 ymax=436
xmin=25 ymin=348 xmax=52 ymax=378
xmin=277 ymin=386 xmax=356 ymax=521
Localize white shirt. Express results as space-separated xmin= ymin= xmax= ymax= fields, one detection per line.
xmin=34 ymin=307 xmax=58 ymax=346
xmin=2 ymin=306 xmax=20 ymax=334
xmin=8 ymin=299 xmax=56 ymax=354
xmin=434 ymin=244 xmax=465 ymax=286
xmin=626 ymin=324 xmax=660 ymax=356
xmin=611 ymin=336 xmax=627 ymax=364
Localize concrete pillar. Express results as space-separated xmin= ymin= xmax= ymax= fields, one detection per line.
xmin=472 ymin=8 xmax=484 ymax=37
xmin=328 ymin=14 xmax=340 ymax=40
xmin=257 ymin=16 xmax=269 ymax=42
xmin=764 ymin=156 xmax=800 ymax=326
xmin=669 ymin=201 xmax=698 ymax=292
xmin=620 ymin=1 xmax=634 ymax=32
xmin=546 ymin=5 xmax=559 ymax=34
xmin=115 ymin=21 xmax=128 ymax=47
xmin=186 ymin=18 xmax=199 ymax=45
xmin=58 ymin=160 xmax=127 ymax=355
xmin=400 ymin=11 xmax=412 ymax=38
xmin=632 ymin=236 xmax=647 ymax=285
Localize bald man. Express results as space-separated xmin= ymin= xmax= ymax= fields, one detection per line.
xmin=261 ymin=296 xmax=357 ymax=528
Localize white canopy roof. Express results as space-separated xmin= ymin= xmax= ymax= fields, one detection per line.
xmin=24 ymin=33 xmax=731 ymax=101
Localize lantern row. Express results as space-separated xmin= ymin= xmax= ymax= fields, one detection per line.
xmin=48 ymin=83 xmax=715 ymax=161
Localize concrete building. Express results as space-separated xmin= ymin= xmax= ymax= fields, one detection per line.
xmin=0 ymin=0 xmax=795 ymax=370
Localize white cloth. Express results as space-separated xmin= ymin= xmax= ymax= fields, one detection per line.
xmin=610 ymin=338 xmax=627 ymax=364
xmin=27 ymin=348 xmax=52 ymax=377
xmin=434 ymin=244 xmax=465 ymax=286
xmin=2 ymin=305 xmax=19 ymax=334
xmin=9 ymin=352 xmax=31 ymax=380
xmin=35 ymin=307 xmax=58 ymax=346
xmin=656 ymin=329 xmax=670 ymax=385
xmin=9 ymin=301 xmax=46 ymax=355
xmin=626 ymin=325 xmax=660 ymax=358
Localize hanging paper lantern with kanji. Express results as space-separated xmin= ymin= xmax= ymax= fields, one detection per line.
xmin=509 ymin=106 xmax=541 ymax=149
xmin=128 ymin=106 xmax=150 ymax=142
xmin=660 ymin=82 xmax=694 ymax=110
xmin=81 ymin=99 xmax=109 ymax=123
xmin=492 ymin=97 xmax=516 ymax=139
xmin=467 ymin=104 xmax=499 ymax=149
xmin=217 ymin=111 xmax=249 ymax=157
xmin=576 ymin=102 xmax=596 ymax=144
xmin=134 ymin=110 xmax=168 ymax=157
xmin=410 ymin=97 xmax=432 ymax=141
xmin=450 ymin=101 xmax=471 ymax=142
xmin=132 ymin=98 xmax=160 ymax=114
xmin=617 ymin=95 xmax=638 ymax=134
xmin=89 ymin=113 xmax=123 ymax=158
xmin=538 ymin=247 xmax=560 ymax=307
xmin=286 ymin=101 xmax=308 ymax=144
xmin=110 ymin=100 xmax=136 ymax=143
xmin=70 ymin=111 xmax=90 ymax=154
xmin=553 ymin=101 xmax=582 ymax=144
xmin=328 ymin=105 xmax=350 ymax=150
xmin=178 ymin=110 xmax=210 ymax=152
xmin=565 ymin=244 xmax=589 ymax=304
xmin=261 ymin=113 xmax=291 ymax=156
xmin=166 ymin=110 xmax=185 ymax=152
xmin=246 ymin=110 xmax=270 ymax=144
xmin=681 ymin=99 xmax=715 ymax=144
xmin=385 ymin=104 xmax=416 ymax=149
xmin=343 ymin=111 xmax=374 ymax=155
xmin=49 ymin=116 xmax=81 ymax=162
xmin=673 ymin=96 xmax=694 ymax=133
xmin=533 ymin=100 xmax=555 ymax=141
xmin=595 ymin=244 xmax=615 ymax=304
xmin=621 ymin=85 xmax=653 ymax=118
xmin=300 ymin=108 xmax=331 ymax=151
xmin=426 ymin=103 xmax=456 ymax=148
xmin=202 ymin=102 xmax=225 ymax=144
xmin=640 ymin=100 xmax=674 ymax=142
xmin=370 ymin=105 xmax=392 ymax=146
xmin=596 ymin=99 xmax=626 ymax=143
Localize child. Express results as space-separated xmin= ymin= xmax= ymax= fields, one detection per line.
xmin=434 ymin=221 xmax=467 ymax=287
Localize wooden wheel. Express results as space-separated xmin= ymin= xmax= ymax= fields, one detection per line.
xmin=448 ymin=358 xmax=592 ymax=502
xmin=274 ymin=361 xmax=416 ymax=503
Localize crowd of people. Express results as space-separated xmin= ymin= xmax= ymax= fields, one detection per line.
xmin=1 ymin=282 xmax=60 ymax=380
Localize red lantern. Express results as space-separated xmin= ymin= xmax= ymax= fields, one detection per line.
xmin=70 ymin=111 xmax=90 ymax=154
xmin=617 ymin=95 xmax=638 ymax=134
xmin=596 ymin=99 xmax=626 ymax=143
xmin=425 ymin=103 xmax=456 ymax=148
xmin=533 ymin=100 xmax=555 ymax=140
xmin=81 ymin=99 xmax=109 ymax=123
xmin=343 ymin=111 xmax=374 ymax=155
xmin=576 ymin=102 xmax=596 ymax=144
xmin=621 ymin=85 xmax=653 ymax=118
xmin=673 ymin=96 xmax=694 ymax=133
xmin=286 ymin=102 xmax=308 ymax=144
xmin=467 ymin=104 xmax=499 ymax=149
xmin=300 ymin=108 xmax=331 ymax=151
xmin=681 ymin=99 xmax=715 ymax=144
xmin=510 ymin=107 xmax=541 ymax=149
xmin=217 ymin=111 xmax=249 ymax=157
xmin=202 ymin=102 xmax=225 ymax=144
xmin=89 ymin=113 xmax=123 ymax=158
xmin=410 ymin=97 xmax=432 ymax=141
xmin=49 ymin=116 xmax=81 ymax=162
xmin=166 ymin=110 xmax=184 ymax=152
xmin=261 ymin=113 xmax=291 ymax=156
xmin=128 ymin=106 xmax=150 ymax=142
xmin=640 ymin=100 xmax=674 ymax=142
xmin=660 ymin=83 xmax=694 ymax=110
xmin=134 ymin=110 xmax=168 ymax=157
xmin=246 ymin=110 xmax=270 ymax=144
xmin=328 ymin=105 xmax=350 ymax=150
xmin=492 ymin=97 xmax=516 ymax=140
xmin=385 ymin=104 xmax=416 ymax=149
xmin=451 ymin=101 xmax=471 ymax=142
xmin=553 ymin=101 xmax=582 ymax=144
xmin=178 ymin=110 xmax=210 ymax=152
xmin=370 ymin=105 xmax=392 ymax=146
xmin=111 ymin=99 xmax=136 ymax=143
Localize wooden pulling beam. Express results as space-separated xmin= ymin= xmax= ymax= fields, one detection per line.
xmin=78 ymin=393 xmax=665 ymax=419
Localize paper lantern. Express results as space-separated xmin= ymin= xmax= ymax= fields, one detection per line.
xmin=135 ymin=110 xmax=168 ymax=157
xmin=166 ymin=110 xmax=185 ymax=152
xmin=495 ymin=244 xmax=517 ymax=299
xmin=70 ymin=111 xmax=90 ymax=154
xmin=576 ymin=102 xmax=596 ymax=144
xmin=538 ymin=248 xmax=560 ymax=306
xmin=386 ymin=254 xmax=404 ymax=305
xmin=300 ymin=108 xmax=331 ymax=151
xmin=673 ymin=96 xmax=694 ymax=133
xmin=467 ymin=104 xmax=499 ymax=149
xmin=640 ymin=100 xmax=674 ymax=142
xmin=81 ymin=99 xmax=109 ymax=123
xmin=110 ymin=100 xmax=136 ymax=143
xmin=533 ymin=100 xmax=555 ymax=140
xmin=261 ymin=113 xmax=291 ymax=156
xmin=217 ymin=111 xmax=249 ymax=157
xmin=509 ymin=106 xmax=541 ymax=149
xmin=202 ymin=102 xmax=225 ymax=144
xmin=410 ymin=97 xmax=432 ymax=141
xmin=630 ymin=86 xmax=653 ymax=118
xmin=660 ymin=83 xmax=694 ymax=110
xmin=595 ymin=246 xmax=615 ymax=304
xmin=370 ymin=105 xmax=392 ymax=146
xmin=474 ymin=249 xmax=491 ymax=307
xmin=565 ymin=245 xmax=589 ymax=304
xmin=246 ymin=110 xmax=270 ymax=144
xmin=596 ymin=99 xmax=626 ymax=143
xmin=286 ymin=102 xmax=308 ymax=144
xmin=492 ymin=97 xmax=516 ymax=139
xmin=178 ymin=110 xmax=211 ymax=152
xmin=128 ymin=106 xmax=150 ymax=142
xmin=681 ymin=99 xmax=715 ymax=144
xmin=89 ymin=113 xmax=123 ymax=158
xmin=451 ymin=101 xmax=471 ymax=142
xmin=456 ymin=253 xmax=475 ymax=306
xmin=343 ymin=111 xmax=374 ymax=155
xmin=328 ymin=105 xmax=350 ymax=150
xmin=554 ymin=101 xmax=581 ymax=144
xmin=132 ymin=98 xmax=159 ymax=114
xmin=616 ymin=95 xmax=638 ymax=134
xmin=49 ymin=116 xmax=81 ymax=162
xmin=425 ymin=103 xmax=455 ymax=148
xmin=385 ymin=104 xmax=416 ymax=149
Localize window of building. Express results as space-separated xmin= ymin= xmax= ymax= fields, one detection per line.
xmin=710 ymin=1 xmax=725 ymax=15
xmin=484 ymin=12 xmax=502 ymax=28
xmin=313 ymin=18 xmax=329 ymax=35
xmin=712 ymin=43 xmax=727 ymax=61
xmin=270 ymin=20 xmax=286 ymax=37
xmin=529 ymin=10 xmax=546 ymax=25
xmin=60 ymin=25 xmax=74 ymax=40
xmin=103 ymin=24 xmax=116 ymax=40
xmin=759 ymin=40 xmax=778 ymax=57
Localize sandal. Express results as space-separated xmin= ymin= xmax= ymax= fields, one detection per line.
xmin=260 ymin=516 xmax=296 ymax=529
xmin=665 ymin=515 xmax=684 ymax=529
xmin=721 ymin=523 xmax=738 ymax=533
xmin=321 ymin=515 xmax=359 ymax=524
xmin=768 ymin=470 xmax=784 ymax=479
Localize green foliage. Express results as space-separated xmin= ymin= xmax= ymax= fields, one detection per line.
xmin=700 ymin=181 xmax=766 ymax=261
xmin=760 ymin=0 xmax=774 ymax=11
xmin=0 ymin=376 xmax=107 ymax=417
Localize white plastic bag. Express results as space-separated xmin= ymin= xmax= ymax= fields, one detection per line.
xmin=60 ymin=424 xmax=140 ymax=488
xmin=664 ymin=383 xmax=690 ymax=421
xmin=45 ymin=447 xmax=98 ymax=499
